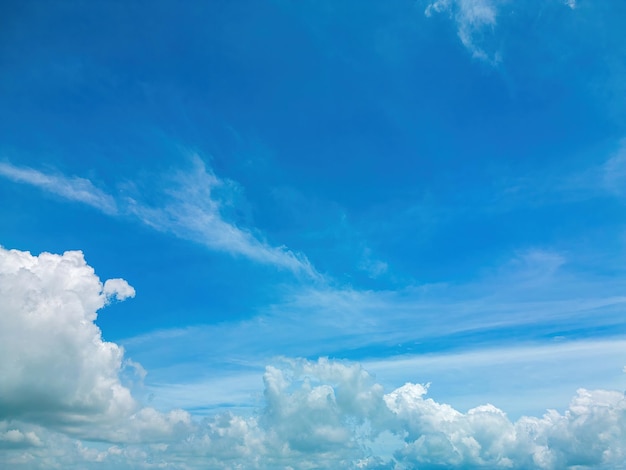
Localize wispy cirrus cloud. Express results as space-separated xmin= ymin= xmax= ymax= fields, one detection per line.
xmin=0 ymin=161 xmax=118 ymax=215
xmin=425 ymin=0 xmax=501 ymax=63
xmin=424 ymin=0 xmax=578 ymax=64
xmin=603 ymin=138 xmax=626 ymax=197
xmin=126 ymin=157 xmax=319 ymax=279
xmin=0 ymin=158 xmax=318 ymax=278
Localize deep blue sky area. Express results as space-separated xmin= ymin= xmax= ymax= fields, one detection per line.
xmin=1 ymin=0 xmax=625 ymax=332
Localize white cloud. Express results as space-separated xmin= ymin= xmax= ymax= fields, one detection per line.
xmin=425 ymin=0 xmax=501 ymax=63
xmin=198 ymin=360 xmax=626 ymax=469
xmin=0 ymin=157 xmax=318 ymax=277
xmin=4 ymin=356 xmax=626 ymax=469
xmin=0 ymin=428 xmax=42 ymax=449
xmin=3 ymin=246 xmax=626 ymax=468
xmin=385 ymin=382 xmax=626 ymax=469
xmin=0 ymin=247 xmax=135 ymax=429
xmin=0 ymin=246 xmax=193 ymax=446
xmin=0 ymin=161 xmax=117 ymax=214
xmin=103 ymin=278 xmax=136 ymax=302
xmin=424 ymin=0 xmax=578 ymax=63
xmin=127 ymin=156 xmax=319 ymax=278
xmin=123 ymin=252 xmax=626 ymax=419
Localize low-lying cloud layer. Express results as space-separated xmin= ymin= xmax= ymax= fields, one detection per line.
xmin=1 ymin=246 xmax=626 ymax=469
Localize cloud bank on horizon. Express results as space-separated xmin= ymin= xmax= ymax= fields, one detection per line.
xmin=1 ymin=246 xmax=625 ymax=469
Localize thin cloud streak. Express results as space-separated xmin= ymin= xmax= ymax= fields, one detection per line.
xmin=425 ymin=0 xmax=501 ymax=63
xmin=0 ymin=159 xmax=319 ymax=278
xmin=0 ymin=161 xmax=118 ymax=215
xmin=126 ymin=157 xmax=319 ymax=279
xmin=424 ymin=0 xmax=579 ymax=64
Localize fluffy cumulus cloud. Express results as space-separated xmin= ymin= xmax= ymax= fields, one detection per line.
xmin=2 ymin=246 xmax=626 ymax=468
xmin=0 ymin=247 xmax=136 ymax=427
xmin=0 ymin=247 xmax=191 ymax=445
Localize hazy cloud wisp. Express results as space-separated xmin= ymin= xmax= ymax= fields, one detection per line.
xmin=0 ymin=158 xmax=318 ymax=278
xmin=0 ymin=161 xmax=117 ymax=215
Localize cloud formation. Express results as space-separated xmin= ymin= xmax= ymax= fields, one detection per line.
xmin=0 ymin=247 xmax=135 ymax=428
xmin=0 ymin=246 xmax=192 ymax=445
xmin=425 ymin=0 xmax=500 ymax=63
xmin=127 ymin=157 xmax=318 ymax=278
xmin=3 ymin=355 xmax=626 ymax=469
xmin=0 ymin=158 xmax=318 ymax=277
xmin=0 ymin=162 xmax=117 ymax=215
xmin=2 ymin=248 xmax=626 ymax=468
xmin=424 ymin=0 xmax=578 ymax=63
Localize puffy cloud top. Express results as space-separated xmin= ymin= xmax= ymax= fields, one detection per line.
xmin=0 ymin=247 xmax=135 ymax=428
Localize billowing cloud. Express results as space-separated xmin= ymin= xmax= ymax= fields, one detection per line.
xmin=3 ymin=356 xmax=626 ymax=469
xmin=0 ymin=161 xmax=117 ymax=214
xmin=0 ymin=426 xmax=41 ymax=450
xmin=2 ymin=246 xmax=626 ymax=468
xmin=0 ymin=246 xmax=192 ymax=445
xmin=0 ymin=247 xmax=135 ymax=428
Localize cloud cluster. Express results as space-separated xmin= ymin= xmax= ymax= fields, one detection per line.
xmin=4 ymin=357 xmax=626 ymax=469
xmin=0 ymin=247 xmax=136 ymax=428
xmin=0 ymin=246 xmax=192 ymax=445
xmin=2 ymin=246 xmax=626 ymax=469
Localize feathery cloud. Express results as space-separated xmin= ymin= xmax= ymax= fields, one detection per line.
xmin=0 ymin=161 xmax=117 ymax=214
xmin=2 ymin=246 xmax=626 ymax=468
xmin=127 ymin=156 xmax=319 ymax=278
xmin=425 ymin=0 xmax=500 ymax=63
xmin=0 ymin=157 xmax=318 ymax=277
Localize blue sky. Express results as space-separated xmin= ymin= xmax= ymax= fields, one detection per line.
xmin=2 ymin=1 xmax=626 ymax=468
